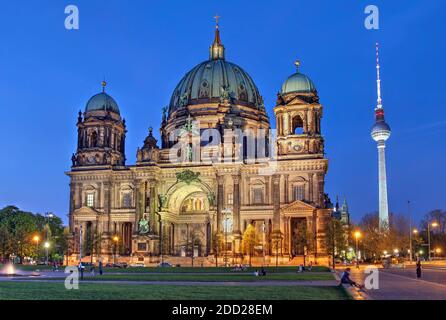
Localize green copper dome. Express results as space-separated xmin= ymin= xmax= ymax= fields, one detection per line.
xmin=168 ymin=24 xmax=263 ymax=115
xmin=85 ymin=88 xmax=120 ymax=114
xmin=280 ymin=61 xmax=316 ymax=95
xmin=169 ymin=59 xmax=263 ymax=114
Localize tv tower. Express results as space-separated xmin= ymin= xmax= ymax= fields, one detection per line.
xmin=371 ymin=43 xmax=391 ymax=230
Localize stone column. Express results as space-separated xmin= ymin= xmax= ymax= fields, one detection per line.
xmin=232 ymin=175 xmax=241 ymax=234
xmin=69 ymin=182 xmax=76 ymax=232
xmin=283 ymin=113 xmax=289 ymax=135
xmin=103 ymin=181 xmax=111 ymax=234
xmin=232 ymin=175 xmax=241 ymax=254
xmin=284 ymin=174 xmax=289 ymax=204
xmin=217 ymin=175 xmax=224 ymax=233
xmin=272 ymin=174 xmax=281 ymax=233
xmin=149 ymin=180 xmax=157 ymax=235
xmin=135 ymin=180 xmax=145 ymax=234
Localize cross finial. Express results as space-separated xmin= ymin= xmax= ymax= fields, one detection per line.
xmin=294 ymin=59 xmax=301 ymax=71
xmin=214 ymin=15 xmax=220 ymax=28
xmin=101 ymin=79 xmax=107 ymax=93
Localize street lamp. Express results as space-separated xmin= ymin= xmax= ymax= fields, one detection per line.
xmin=44 ymin=213 xmax=54 ymax=265
xmin=354 ymin=231 xmax=361 ymax=267
xmin=33 ymin=235 xmax=40 ymax=263
xmin=222 ymin=207 xmax=232 ymax=267
xmin=113 ymin=236 xmax=119 ymax=264
xmin=428 ymin=221 xmax=439 ymax=261
xmin=44 ymin=242 xmax=50 ymax=265
xmin=434 ymin=248 xmax=442 ymax=259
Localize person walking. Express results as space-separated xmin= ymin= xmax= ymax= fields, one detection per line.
xmin=78 ymin=261 xmax=85 ymax=281
xmin=99 ymin=260 xmax=103 ymax=276
xmin=416 ymin=260 xmax=422 ymax=279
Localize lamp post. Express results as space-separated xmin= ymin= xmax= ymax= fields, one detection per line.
xmin=408 ymin=201 xmax=413 ymax=262
xmin=428 ymin=222 xmax=438 ymax=261
xmin=113 ymin=236 xmax=119 ymax=264
xmin=44 ymin=213 xmax=54 ymax=265
xmin=435 ymin=248 xmax=442 ymax=259
xmin=354 ymin=231 xmax=361 ymax=268
xmin=262 ymin=221 xmax=266 ymax=267
xmin=33 ymin=235 xmax=40 ymax=263
xmin=79 ymin=225 xmax=83 ymax=262
xmin=44 ymin=242 xmax=50 ymax=265
xmin=222 ymin=207 xmax=232 ymax=267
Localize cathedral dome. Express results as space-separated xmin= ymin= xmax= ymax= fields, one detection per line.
xmin=281 ymin=61 xmax=316 ymax=95
xmin=168 ymin=24 xmax=263 ymax=116
xmin=85 ymin=82 xmax=120 ymax=114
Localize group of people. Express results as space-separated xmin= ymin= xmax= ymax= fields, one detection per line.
xmin=254 ymin=267 xmax=267 ymax=277
xmin=297 ymin=262 xmax=313 ymax=273
xmin=232 ymin=265 xmax=248 ymax=272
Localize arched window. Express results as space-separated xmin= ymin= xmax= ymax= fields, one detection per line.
xmin=292 ymin=185 xmax=305 ymax=201
xmin=122 ymin=192 xmax=132 ymax=208
xmin=292 ymin=116 xmax=304 ymax=135
xmin=90 ymin=131 xmax=98 ymax=148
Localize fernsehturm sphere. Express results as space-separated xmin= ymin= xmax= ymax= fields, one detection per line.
xmin=371 ymin=43 xmax=391 ymax=230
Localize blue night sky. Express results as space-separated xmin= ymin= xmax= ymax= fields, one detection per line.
xmin=0 ymin=0 xmax=445 ymax=225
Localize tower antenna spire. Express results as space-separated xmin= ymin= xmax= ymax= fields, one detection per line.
xmin=376 ymin=42 xmax=383 ymax=109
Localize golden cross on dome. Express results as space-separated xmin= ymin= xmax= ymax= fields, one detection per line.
xmin=214 ymin=15 xmax=220 ymax=27
xmin=101 ymin=79 xmax=107 ymax=92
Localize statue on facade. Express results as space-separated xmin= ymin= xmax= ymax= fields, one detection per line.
xmin=276 ymin=93 xmax=285 ymax=105
xmin=220 ymin=85 xmax=231 ymax=104
xmin=158 ymin=194 xmax=168 ymax=210
xmin=138 ymin=215 xmax=150 ymax=235
xmin=71 ymin=154 xmax=77 ymax=167
xmin=179 ymin=92 xmax=189 ymax=108
xmin=207 ymin=192 xmax=216 ymax=207
xmin=162 ymin=106 xmax=168 ymax=122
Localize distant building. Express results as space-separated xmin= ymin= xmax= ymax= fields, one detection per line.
xmin=332 ymin=197 xmax=350 ymax=226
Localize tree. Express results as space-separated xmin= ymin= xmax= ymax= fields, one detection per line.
xmin=325 ymin=218 xmax=348 ymax=267
xmin=418 ymin=210 xmax=446 ymax=259
xmin=357 ymin=212 xmax=410 ymax=261
xmin=0 ymin=206 xmax=65 ymax=263
xmin=242 ymin=224 xmax=256 ymax=266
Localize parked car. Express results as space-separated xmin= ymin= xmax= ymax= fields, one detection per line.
xmin=158 ymin=262 xmax=173 ymax=268
xmin=129 ymin=263 xmax=145 ymax=268
xmin=105 ymin=262 xmax=128 ymax=269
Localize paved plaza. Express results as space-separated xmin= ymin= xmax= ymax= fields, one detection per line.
xmin=344 ymin=264 xmax=446 ymax=300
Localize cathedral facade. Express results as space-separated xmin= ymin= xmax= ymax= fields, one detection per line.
xmin=67 ymin=23 xmax=331 ymax=265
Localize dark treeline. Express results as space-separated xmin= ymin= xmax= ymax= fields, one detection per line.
xmin=0 ymin=206 xmax=68 ymax=264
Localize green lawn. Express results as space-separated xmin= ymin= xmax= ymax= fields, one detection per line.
xmin=0 ymin=281 xmax=348 ymax=300
xmin=38 ymin=272 xmax=334 ymax=282
xmin=3 ymin=265 xmax=329 ymax=274
xmin=98 ymin=266 xmax=329 ymax=274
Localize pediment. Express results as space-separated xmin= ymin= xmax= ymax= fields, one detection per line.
xmin=286 ymin=96 xmax=307 ymax=106
xmin=73 ymin=206 xmax=100 ymax=216
xmin=281 ymin=200 xmax=316 ymax=213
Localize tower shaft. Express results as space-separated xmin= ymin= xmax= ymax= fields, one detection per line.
xmin=377 ymin=141 xmax=389 ymax=228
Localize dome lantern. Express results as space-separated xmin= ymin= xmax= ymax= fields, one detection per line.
xmin=210 ymin=15 xmax=225 ymax=60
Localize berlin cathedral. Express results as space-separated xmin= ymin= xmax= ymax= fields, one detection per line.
xmin=67 ymin=22 xmax=332 ymax=266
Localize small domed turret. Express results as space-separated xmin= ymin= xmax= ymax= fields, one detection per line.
xmin=280 ymin=60 xmax=317 ymax=95
xmin=85 ymin=81 xmax=120 ymax=114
